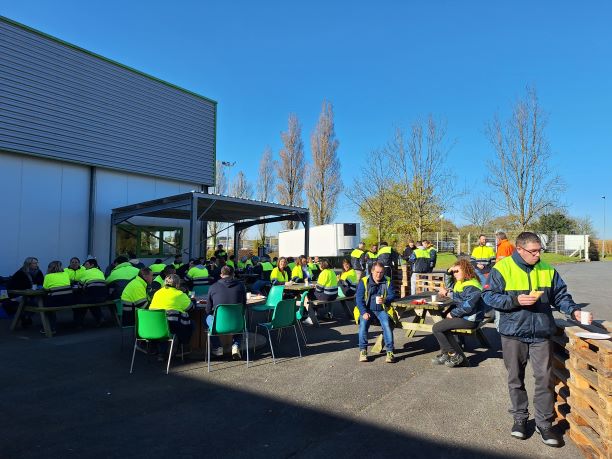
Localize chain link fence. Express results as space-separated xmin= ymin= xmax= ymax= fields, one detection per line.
xmin=420 ymin=231 xmax=591 ymax=261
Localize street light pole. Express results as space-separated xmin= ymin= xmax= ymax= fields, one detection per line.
xmin=603 ymin=196 xmax=606 ymax=259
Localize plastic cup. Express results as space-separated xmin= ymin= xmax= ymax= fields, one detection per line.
xmin=31 ymin=285 xmax=38 ymax=291
xmin=247 ymin=292 xmax=252 ymax=300
xmin=431 ymin=294 xmax=438 ymax=303
xmin=375 ymin=295 xmax=383 ymax=305
xmin=580 ymin=311 xmax=592 ymax=325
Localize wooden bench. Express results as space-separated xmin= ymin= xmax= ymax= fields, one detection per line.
xmin=310 ymin=296 xmax=355 ymax=319
xmin=24 ymin=300 xmax=119 ymax=337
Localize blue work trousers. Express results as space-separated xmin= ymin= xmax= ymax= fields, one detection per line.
xmin=358 ymin=309 xmax=394 ymax=352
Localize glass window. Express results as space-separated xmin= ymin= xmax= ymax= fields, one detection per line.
xmin=116 ymin=225 xmax=182 ymax=258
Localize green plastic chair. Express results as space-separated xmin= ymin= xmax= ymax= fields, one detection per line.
xmin=206 ymin=303 xmax=249 ymax=372
xmin=130 ymin=308 xmax=182 ymax=374
xmin=193 ymin=285 xmax=210 ymax=297
xmin=255 ymin=299 xmax=302 ymax=364
xmin=295 ymin=291 xmax=308 ymax=344
xmin=250 ymin=285 xmax=284 ymax=323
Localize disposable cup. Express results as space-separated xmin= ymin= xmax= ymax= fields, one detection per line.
xmin=431 ymin=294 xmax=438 ymax=303
xmin=580 ymin=311 xmax=593 ymax=325
xmin=247 ymin=292 xmax=252 ymax=300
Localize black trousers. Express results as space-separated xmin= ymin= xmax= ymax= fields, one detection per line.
xmin=501 ymin=336 xmax=554 ymax=427
xmin=432 ymin=317 xmax=477 ymax=354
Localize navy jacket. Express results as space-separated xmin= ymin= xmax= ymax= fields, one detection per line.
xmin=448 ymin=284 xmax=484 ymax=322
xmin=205 ymin=277 xmax=247 ymax=315
xmin=482 ymin=251 xmax=578 ymax=342
xmin=355 ymin=276 xmax=397 ymax=315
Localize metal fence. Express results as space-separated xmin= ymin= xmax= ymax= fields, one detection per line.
xmin=420 ymin=232 xmax=591 ymax=261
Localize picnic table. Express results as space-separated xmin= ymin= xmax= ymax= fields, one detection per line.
xmin=282 ymin=283 xmax=314 ymax=293
xmin=363 ymin=292 xmax=491 ymax=353
xmin=8 ymin=289 xmax=46 ymax=331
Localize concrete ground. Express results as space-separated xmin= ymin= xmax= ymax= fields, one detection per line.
xmin=1 ymin=261 xmax=610 ymax=459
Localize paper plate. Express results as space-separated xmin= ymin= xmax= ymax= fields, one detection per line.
xmin=430 ymin=301 xmax=445 ymax=305
xmin=574 ymin=332 xmax=611 ymax=340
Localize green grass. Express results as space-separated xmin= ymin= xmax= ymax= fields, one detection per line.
xmin=432 ymin=251 xmax=581 ymax=271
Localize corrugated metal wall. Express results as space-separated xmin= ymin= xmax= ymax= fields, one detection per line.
xmin=0 ymin=17 xmax=216 ymax=186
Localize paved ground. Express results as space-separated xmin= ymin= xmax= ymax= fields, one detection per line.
xmin=1 ymin=261 xmax=610 ymax=459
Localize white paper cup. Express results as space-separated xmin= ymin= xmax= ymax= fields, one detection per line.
xmin=580 ymin=311 xmax=592 ymax=325
xmin=305 ymin=279 xmax=309 ymax=286
xmin=31 ymin=285 xmax=38 ymax=291
xmin=431 ymin=294 xmax=437 ymax=303
xmin=375 ymin=295 xmax=383 ymax=305
xmin=247 ymin=292 xmax=252 ymax=300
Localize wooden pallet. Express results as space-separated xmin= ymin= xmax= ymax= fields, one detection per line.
xmin=559 ymin=320 xmax=612 ymax=458
xmin=414 ymin=273 xmax=445 ymax=294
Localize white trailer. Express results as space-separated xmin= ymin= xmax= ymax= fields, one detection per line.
xmin=278 ymin=223 xmax=360 ymax=257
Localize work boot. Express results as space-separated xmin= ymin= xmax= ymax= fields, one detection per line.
xmin=511 ymin=419 xmax=528 ymax=440
xmin=359 ymin=350 xmax=368 ymax=362
xmin=385 ymin=351 xmax=396 ymax=363
xmin=536 ymin=425 xmax=561 ymax=447
xmin=431 ymin=352 xmax=450 ymax=365
xmin=444 ymin=352 xmax=466 ymax=367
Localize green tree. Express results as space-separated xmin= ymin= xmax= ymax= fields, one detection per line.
xmin=535 ymin=212 xmax=577 ymax=234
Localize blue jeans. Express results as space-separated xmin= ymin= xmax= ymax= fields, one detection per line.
xmin=358 ymin=309 xmax=394 ymax=351
xmin=205 ymin=314 xmax=241 ymax=347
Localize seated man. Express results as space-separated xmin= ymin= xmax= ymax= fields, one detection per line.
xmin=149 ymin=259 xmax=167 ymax=276
xmin=7 ymin=257 xmax=44 ymax=328
xmin=77 ymin=258 xmax=108 ymax=326
xmin=185 ymin=259 xmax=211 ymax=289
xmin=150 ymin=274 xmax=193 ymax=349
xmin=355 ymin=261 xmax=397 ymax=364
xmin=120 ymin=267 xmax=153 ymax=326
xmin=251 ymin=257 xmax=273 ymax=295
xmin=106 ymin=256 xmax=140 ymax=299
xmin=206 ymin=266 xmax=247 ymax=360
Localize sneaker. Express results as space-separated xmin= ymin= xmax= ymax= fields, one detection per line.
xmin=232 ymin=344 xmax=242 ymax=360
xmin=431 ymin=352 xmax=450 ymax=365
xmin=536 ymin=425 xmax=560 ymax=447
xmin=359 ymin=350 xmax=368 ymax=362
xmin=511 ymin=419 xmax=528 ymax=440
xmin=211 ymin=346 xmax=224 ymax=357
xmin=303 ymin=316 xmax=315 ymax=326
xmin=444 ymin=352 xmax=465 ymax=368
xmin=385 ymin=351 xmax=397 ymax=363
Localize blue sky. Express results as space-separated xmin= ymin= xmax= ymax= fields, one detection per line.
xmin=3 ymin=1 xmax=612 ymax=237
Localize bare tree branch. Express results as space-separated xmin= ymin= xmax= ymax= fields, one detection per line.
xmin=276 ymin=114 xmax=305 ymax=230
xmin=257 ymin=147 xmax=276 ymax=245
xmin=306 ymin=100 xmax=342 ymax=226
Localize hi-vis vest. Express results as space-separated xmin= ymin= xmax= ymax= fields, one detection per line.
xmin=270 ymin=267 xmax=288 ymax=284
xmin=493 ymin=257 xmax=555 ymax=293
xmin=453 ymin=278 xmax=482 ymax=293
xmin=316 ymin=269 xmax=338 ymax=295
xmin=353 ymin=276 xmax=400 ymax=325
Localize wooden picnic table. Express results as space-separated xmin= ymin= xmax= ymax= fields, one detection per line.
xmin=8 ymin=289 xmax=47 ymax=332
xmin=282 ymin=283 xmax=314 ymax=293
xmin=368 ymin=292 xmax=452 ymax=353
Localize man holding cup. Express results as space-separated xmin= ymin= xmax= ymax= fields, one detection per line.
xmin=355 ymin=261 xmax=397 ymax=363
xmin=483 ymin=232 xmax=591 ymax=447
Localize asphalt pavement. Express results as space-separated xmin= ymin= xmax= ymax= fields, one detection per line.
xmin=1 ymin=260 xmax=609 ymax=459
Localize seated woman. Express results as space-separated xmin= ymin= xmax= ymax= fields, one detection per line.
xmin=269 ymin=257 xmax=289 ymax=286
xmin=65 ymin=257 xmax=85 ymax=284
xmin=290 ymin=256 xmax=312 ymax=283
xmin=7 ymin=257 xmax=44 ymax=327
xmin=43 ymin=260 xmax=74 ymax=334
xmin=76 ymin=258 xmax=108 ymax=327
xmin=151 ymin=265 xmax=176 ymax=294
xmin=149 ymin=274 xmax=193 ymax=348
xmin=304 ymin=259 xmax=338 ymax=324
xmin=431 ymin=258 xmax=484 ymax=368
xmin=338 ymin=258 xmax=358 ymax=297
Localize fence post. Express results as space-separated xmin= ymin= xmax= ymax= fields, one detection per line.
xmin=457 ymin=234 xmax=461 ymax=255
xmin=436 ymin=232 xmax=440 ymax=251
xmin=554 ymin=231 xmax=559 ymax=254
xmin=584 ymin=234 xmax=590 ymax=262
xmin=467 ymin=233 xmax=471 ymax=254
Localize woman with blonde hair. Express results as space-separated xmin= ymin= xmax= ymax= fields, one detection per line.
xmin=43 ymin=260 xmax=74 ymax=334
xmin=431 ymin=258 xmax=484 ymax=368
xmin=150 ymin=274 xmax=193 ymax=346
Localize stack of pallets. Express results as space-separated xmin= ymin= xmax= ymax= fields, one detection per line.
xmin=393 ymin=265 xmax=411 ymax=297
xmin=551 ymin=326 xmax=571 ymax=429
xmin=562 ymin=321 xmax=612 ymax=459
xmin=414 ymin=272 xmax=445 ymax=294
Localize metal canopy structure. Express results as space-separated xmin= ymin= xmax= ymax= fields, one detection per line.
xmin=110 ymin=192 xmax=310 ymax=260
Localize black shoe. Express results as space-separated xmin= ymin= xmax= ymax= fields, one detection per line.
xmin=431 ymin=352 xmax=450 ymax=365
xmin=511 ymin=419 xmax=528 ymax=440
xmin=536 ymin=425 xmax=561 ymax=447
xmin=444 ymin=352 xmax=465 ymax=367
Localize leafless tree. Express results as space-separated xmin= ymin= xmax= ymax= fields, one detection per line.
xmin=345 ymin=151 xmax=394 ymax=244
xmin=207 ymin=160 xmax=229 ymax=249
xmin=575 ymin=215 xmax=596 ymax=237
xmin=463 ymin=195 xmax=496 ymax=232
xmin=306 ymin=101 xmax=342 ymax=226
xmin=257 ymin=147 xmax=276 ymax=246
xmin=276 ymin=114 xmax=305 ymax=229
xmin=387 ymin=117 xmax=453 ymax=240
xmin=231 ymin=171 xmax=253 ymax=199
xmin=486 ymin=87 xmax=565 ymax=230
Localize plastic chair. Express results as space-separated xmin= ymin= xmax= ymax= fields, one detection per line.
xmin=193 ymin=285 xmax=210 ymax=297
xmin=130 ymin=308 xmax=182 ymax=375
xmin=206 ymin=303 xmax=249 ymax=372
xmin=250 ymin=285 xmax=284 ymax=323
xmin=255 ymin=299 xmax=302 ymax=364
xmin=295 ymin=291 xmax=308 ymax=344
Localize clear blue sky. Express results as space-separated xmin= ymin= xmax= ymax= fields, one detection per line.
xmin=3 ymin=1 xmax=612 ymax=237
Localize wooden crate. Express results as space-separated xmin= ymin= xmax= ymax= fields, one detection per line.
xmin=414 ymin=273 xmax=445 ymax=293
xmin=559 ymin=320 xmax=612 ymax=459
